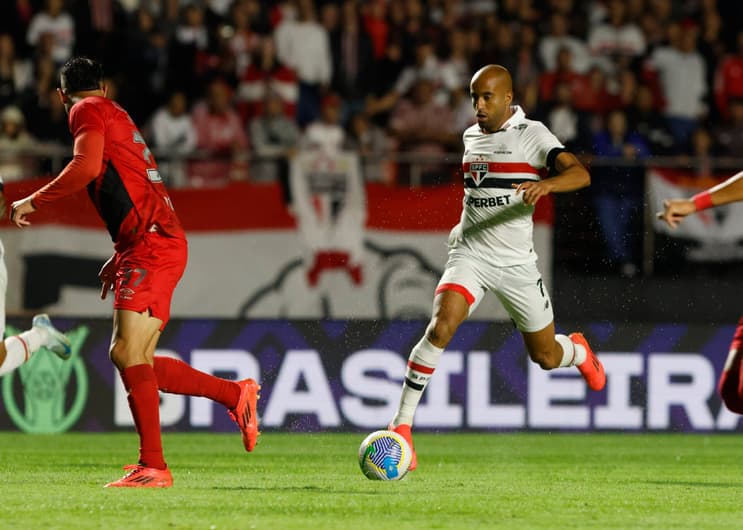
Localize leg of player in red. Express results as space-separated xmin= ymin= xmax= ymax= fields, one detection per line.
xmin=717 ymin=316 xmax=743 ymax=413
xmin=389 ymin=289 xmax=605 ymax=472
xmin=152 ymin=356 xmax=261 ymax=451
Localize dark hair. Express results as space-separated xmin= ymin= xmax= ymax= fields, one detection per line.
xmin=60 ymin=56 xmax=104 ymax=93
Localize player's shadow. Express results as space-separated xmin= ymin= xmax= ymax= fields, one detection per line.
xmin=644 ymin=480 xmax=742 ymax=488
xmin=210 ymin=485 xmax=386 ymax=494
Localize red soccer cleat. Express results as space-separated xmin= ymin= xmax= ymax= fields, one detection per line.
xmin=229 ymin=378 xmax=261 ymax=452
xmin=104 ymin=464 xmax=173 ymax=488
xmin=570 ymin=332 xmax=606 ymax=391
xmin=389 ymin=423 xmax=417 ymax=471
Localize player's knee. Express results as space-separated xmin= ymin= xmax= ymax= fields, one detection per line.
xmin=426 ymin=318 xmax=457 ymax=347
xmin=109 ymin=337 xmax=142 ymax=369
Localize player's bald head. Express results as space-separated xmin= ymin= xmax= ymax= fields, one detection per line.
xmin=470 ymin=65 xmax=514 ymax=132
xmin=470 ymin=65 xmax=513 ymax=93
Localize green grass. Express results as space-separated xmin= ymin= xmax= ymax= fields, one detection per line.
xmin=1 ymin=432 xmax=742 ymax=529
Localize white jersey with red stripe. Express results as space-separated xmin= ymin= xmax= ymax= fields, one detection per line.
xmin=449 ymin=105 xmax=563 ymax=266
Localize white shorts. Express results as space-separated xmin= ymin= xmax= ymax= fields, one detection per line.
xmin=436 ymin=248 xmax=553 ymax=332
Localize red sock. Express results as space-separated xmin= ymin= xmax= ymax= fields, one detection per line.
xmin=718 ymin=317 xmax=743 ymax=414
xmin=153 ymin=356 xmax=241 ymax=410
xmin=120 ymin=364 xmax=166 ymax=470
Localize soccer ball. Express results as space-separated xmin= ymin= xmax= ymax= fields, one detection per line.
xmin=358 ymin=430 xmax=412 ymax=481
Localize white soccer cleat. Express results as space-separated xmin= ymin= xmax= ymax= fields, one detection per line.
xmin=32 ymin=313 xmax=72 ymax=360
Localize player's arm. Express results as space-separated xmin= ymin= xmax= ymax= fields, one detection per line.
xmin=513 ymin=151 xmax=590 ymax=205
xmin=10 ymin=129 xmax=104 ymax=227
xmin=657 ymin=170 xmax=743 ymax=229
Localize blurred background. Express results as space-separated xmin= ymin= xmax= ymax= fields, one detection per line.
xmin=0 ymin=0 xmax=740 ymax=323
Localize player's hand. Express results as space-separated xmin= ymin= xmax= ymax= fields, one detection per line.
xmin=99 ymin=254 xmax=118 ymax=300
xmin=656 ymin=198 xmax=696 ymax=229
xmin=512 ymin=181 xmax=552 ymax=206
xmin=10 ymin=196 xmax=36 ymax=228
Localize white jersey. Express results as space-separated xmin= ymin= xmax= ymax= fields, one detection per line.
xmin=449 ymin=106 xmax=563 ymax=266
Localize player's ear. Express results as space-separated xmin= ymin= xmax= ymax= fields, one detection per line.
xmin=505 ymin=90 xmax=513 ymax=105
xmin=57 ymin=88 xmax=68 ymax=105
xmin=101 ymin=82 xmax=108 ymax=97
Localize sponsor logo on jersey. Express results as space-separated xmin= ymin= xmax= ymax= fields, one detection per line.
xmin=466 ymin=195 xmax=512 ymax=207
xmin=147 ymin=168 xmax=163 ymax=183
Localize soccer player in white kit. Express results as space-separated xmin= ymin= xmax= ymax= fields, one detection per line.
xmin=0 ymin=179 xmax=71 ymax=377
xmin=388 ymin=65 xmax=606 ymax=471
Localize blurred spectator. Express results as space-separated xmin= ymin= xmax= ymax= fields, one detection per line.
xmin=687 ymin=126 xmax=716 ymax=177
xmin=361 ymin=0 xmax=388 ymax=60
xmin=25 ymin=85 xmax=70 ymax=146
xmin=0 ymin=33 xmax=31 ymax=109
xmin=0 ymin=1 xmax=34 ymax=57
xmin=539 ymin=47 xmax=588 ymax=105
xmin=388 ymin=78 xmax=459 ymax=184
xmin=717 ymin=98 xmax=743 ymax=157
xmin=539 ymin=12 xmax=591 ymax=74
xmin=275 ymin=0 xmax=332 ymax=127
xmin=0 ymin=105 xmax=38 ymax=180
xmin=606 ymin=69 xmax=639 ymax=111
xmin=439 ymin=28 xmax=470 ymax=95
xmin=346 ymin=112 xmax=395 ymax=183
xmin=646 ymin=20 xmax=706 ymax=149
xmin=366 ymin=39 xmax=404 ymax=126
xmin=168 ymin=3 xmax=210 ymax=100
xmin=150 ymin=92 xmax=198 ymax=188
xmin=26 ymin=0 xmax=75 ymax=65
xmin=190 ymin=79 xmax=249 ymax=186
xmin=628 ymin=84 xmax=674 ymax=155
xmin=573 ymin=65 xmax=612 ymax=114
xmin=367 ymin=39 xmax=444 ymax=121
xmin=250 ymin=91 xmax=300 ymax=192
xmin=545 ymin=82 xmax=590 ymax=152
xmin=224 ymin=1 xmax=261 ymax=78
xmin=450 ymin=87 xmax=475 ymax=132
xmin=714 ymin=31 xmax=743 ymax=120
xmin=301 ymin=93 xmax=345 ymax=152
xmin=327 ymin=0 xmax=375 ymax=120
xmin=122 ymin=7 xmax=168 ymax=125
xmin=590 ymin=109 xmax=650 ymax=278
xmin=587 ymin=0 xmax=646 ymax=71
xmin=237 ymin=36 xmax=298 ymax=124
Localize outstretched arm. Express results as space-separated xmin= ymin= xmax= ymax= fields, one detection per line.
xmin=10 ymin=129 xmax=104 ymax=227
xmin=512 ymin=152 xmax=590 ymax=206
xmin=657 ymin=171 xmax=743 ymax=229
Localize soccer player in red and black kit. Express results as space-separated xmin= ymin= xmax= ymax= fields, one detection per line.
xmin=10 ymin=57 xmax=260 ymax=488
xmin=658 ymin=171 xmax=743 ymax=414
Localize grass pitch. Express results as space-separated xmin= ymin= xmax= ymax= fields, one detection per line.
xmin=1 ymin=432 xmax=741 ymax=529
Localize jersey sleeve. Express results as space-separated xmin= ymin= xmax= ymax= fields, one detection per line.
xmin=32 ymin=128 xmax=105 ymax=208
xmin=520 ymin=121 xmax=564 ymax=169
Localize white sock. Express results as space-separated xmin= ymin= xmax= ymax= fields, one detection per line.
xmin=391 ymin=337 xmax=444 ymax=427
xmin=0 ymin=328 xmax=48 ymax=376
xmin=556 ymin=334 xmax=586 ymax=367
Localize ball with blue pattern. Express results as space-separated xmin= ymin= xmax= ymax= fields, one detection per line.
xmin=358 ymin=430 xmax=412 ymax=481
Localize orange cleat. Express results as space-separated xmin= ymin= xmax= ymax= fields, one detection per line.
xmin=229 ymin=378 xmax=261 ymax=452
xmin=389 ymin=423 xmax=417 ymax=471
xmin=104 ymin=464 xmax=173 ymax=488
xmin=570 ymin=332 xmax=606 ymax=391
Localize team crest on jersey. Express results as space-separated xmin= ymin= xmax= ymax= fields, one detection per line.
xmin=469 ymin=162 xmax=489 ymax=185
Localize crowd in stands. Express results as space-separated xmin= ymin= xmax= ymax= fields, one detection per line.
xmin=0 ymin=0 xmax=742 ymax=190
xmin=2 ymin=0 xmax=743 ymax=277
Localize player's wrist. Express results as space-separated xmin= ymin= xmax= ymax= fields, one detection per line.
xmin=691 ymin=191 xmax=713 ymax=211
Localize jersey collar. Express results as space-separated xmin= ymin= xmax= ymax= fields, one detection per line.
xmin=501 ymin=105 xmax=525 ymax=130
